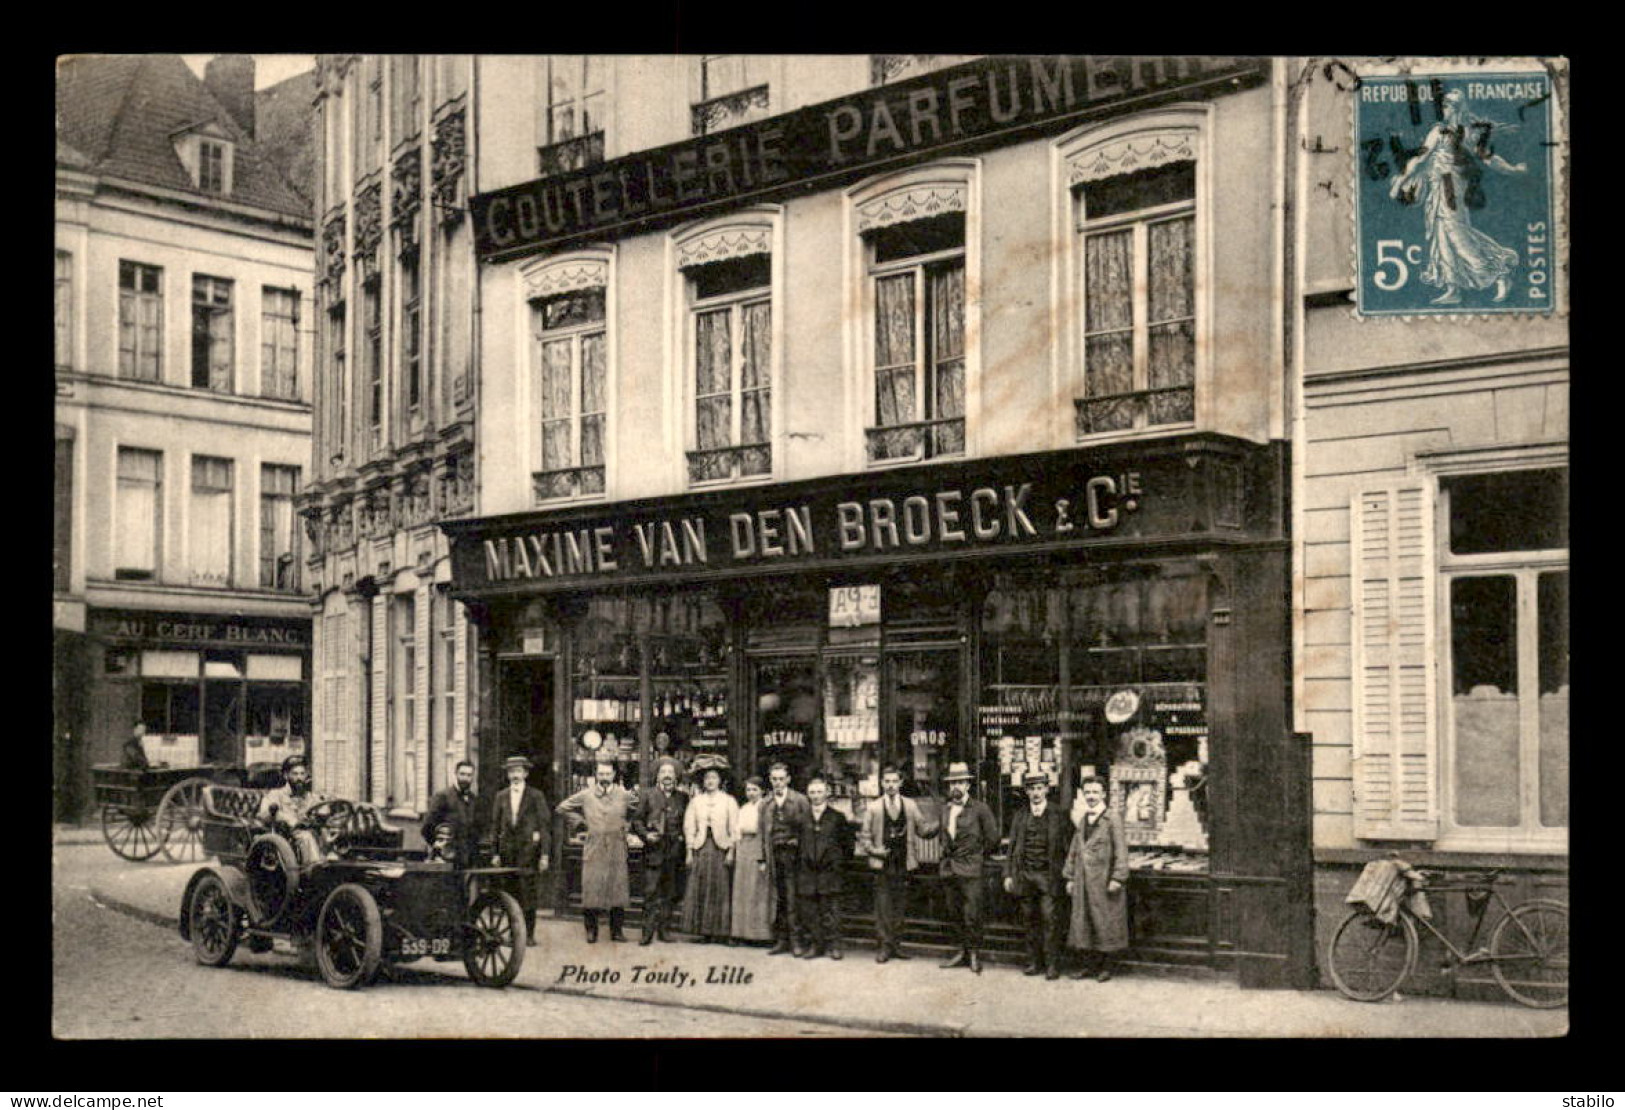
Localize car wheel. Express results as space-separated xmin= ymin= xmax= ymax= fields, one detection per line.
xmin=463 ymin=891 xmax=526 ymax=988
xmin=315 ymin=883 xmax=382 ymax=990
xmin=245 ymin=833 xmax=301 ymax=927
xmin=188 ymin=873 xmax=240 ymax=967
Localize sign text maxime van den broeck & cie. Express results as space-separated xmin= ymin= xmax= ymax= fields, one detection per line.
xmin=464 ymin=470 xmax=1146 ymax=590
xmin=470 ymin=56 xmax=1268 ymax=261
xmin=1354 ymin=69 xmax=1558 ymax=316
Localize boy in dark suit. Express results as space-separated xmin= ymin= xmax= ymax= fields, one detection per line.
xmin=631 ymin=757 xmax=688 ymax=944
xmin=937 ymin=762 xmax=999 ymax=974
xmin=796 ymin=777 xmax=852 ymax=960
xmin=1003 ymin=772 xmax=1072 ymax=979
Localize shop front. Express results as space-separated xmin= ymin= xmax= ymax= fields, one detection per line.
xmin=82 ymin=608 xmax=312 ymax=782
xmin=445 ymin=432 xmax=1312 ymax=986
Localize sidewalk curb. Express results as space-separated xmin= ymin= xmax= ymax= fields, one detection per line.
xmin=89 ymin=887 xmax=177 ymax=932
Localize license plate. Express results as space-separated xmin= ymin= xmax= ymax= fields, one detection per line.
xmin=401 ymin=937 xmax=452 ymax=956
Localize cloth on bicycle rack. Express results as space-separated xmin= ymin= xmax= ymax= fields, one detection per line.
xmin=1345 ymin=859 xmax=1410 ymax=925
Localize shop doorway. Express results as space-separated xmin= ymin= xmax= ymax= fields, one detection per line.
xmin=496 ymin=657 xmax=556 ymax=803
xmin=201 ymin=679 xmax=242 ymax=765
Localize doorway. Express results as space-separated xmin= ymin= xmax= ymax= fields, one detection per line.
xmin=496 ymin=657 xmax=556 ymax=803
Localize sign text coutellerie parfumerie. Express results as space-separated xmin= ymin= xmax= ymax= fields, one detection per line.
xmin=470 ymin=56 xmax=1268 ymax=261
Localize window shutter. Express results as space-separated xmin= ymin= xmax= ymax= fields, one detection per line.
xmin=415 ymin=584 xmax=431 ymax=807
xmin=453 ymin=601 xmax=468 ymax=759
xmin=371 ymin=595 xmax=388 ymax=807
xmin=1350 ymin=481 xmax=1438 ymax=840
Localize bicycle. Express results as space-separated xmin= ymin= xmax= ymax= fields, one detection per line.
xmin=1326 ymin=861 xmax=1568 ymax=1009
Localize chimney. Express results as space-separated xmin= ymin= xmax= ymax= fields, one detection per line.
xmin=204 ymin=54 xmax=255 ymax=139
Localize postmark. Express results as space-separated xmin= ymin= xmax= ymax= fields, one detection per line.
xmin=1354 ymin=69 xmax=1558 ymax=316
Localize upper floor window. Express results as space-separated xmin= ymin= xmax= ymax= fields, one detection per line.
xmin=199 ymin=139 xmax=228 ymax=194
xmin=529 ymin=269 xmax=607 ymax=503
xmin=693 ymin=55 xmax=770 ymax=136
xmin=434 ymin=55 xmax=468 ymax=106
xmin=192 ymin=275 xmax=234 ymax=392
xmin=115 ymin=447 xmax=162 ymax=580
xmin=118 ymin=261 xmax=163 ymax=382
xmin=260 ymin=464 xmax=301 ymax=591
xmin=328 ymin=304 xmax=348 ymax=464
xmin=356 ymin=56 xmax=383 ymax=176
xmin=683 ymin=245 xmax=772 ymax=485
xmin=364 ymin=283 xmax=383 ymax=447
xmin=392 ymin=55 xmax=421 ymax=140
xmin=540 ymin=55 xmax=607 ymax=175
xmin=870 ymin=55 xmax=976 ymax=85
xmin=54 ymin=433 xmax=73 ymax=593
xmin=1067 ymin=119 xmax=1202 ymax=437
xmin=402 ymin=256 xmax=423 ymax=418
xmin=55 ymin=250 xmax=72 ymax=371
xmin=261 ymin=287 xmax=300 ymax=401
xmin=189 ymin=456 xmax=234 ymax=587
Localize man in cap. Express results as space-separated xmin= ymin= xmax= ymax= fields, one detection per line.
xmin=1004 ymin=771 xmax=1073 ymax=980
xmin=256 ymin=754 xmax=329 ymax=867
xmin=630 ymin=757 xmax=689 ymax=944
xmin=857 ymin=764 xmax=940 ymax=963
xmin=937 ymin=762 xmax=999 ymax=974
xmin=557 ymin=760 xmax=636 ymax=943
xmin=423 ymin=759 xmax=485 ymax=868
xmin=490 ymin=754 xmax=551 ymax=945
xmin=796 ymin=777 xmax=853 ymax=960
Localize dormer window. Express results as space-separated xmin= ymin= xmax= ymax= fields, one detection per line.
xmin=173 ymin=126 xmax=235 ymax=196
xmin=199 ymin=139 xmax=227 ymax=194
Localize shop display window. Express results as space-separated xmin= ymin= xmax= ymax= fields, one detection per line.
xmin=246 ymin=684 xmax=307 ymax=762
xmin=753 ymin=655 xmax=819 ymax=787
xmin=818 ymin=653 xmax=880 ymax=815
xmin=979 ymin=562 xmax=1210 ymax=873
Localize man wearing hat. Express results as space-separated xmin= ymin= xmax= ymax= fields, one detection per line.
xmin=557 ymin=760 xmax=636 ymax=942
xmin=1003 ymin=772 xmax=1073 ymax=980
xmin=490 ymin=755 xmax=551 ymax=945
xmin=630 ymin=757 xmax=689 ymax=944
xmin=937 ymin=762 xmax=999 ymax=974
xmin=256 ymin=754 xmax=329 ymax=867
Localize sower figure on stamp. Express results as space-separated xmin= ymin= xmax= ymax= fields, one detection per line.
xmin=762 ymin=761 xmax=812 ymax=956
xmin=489 ymin=755 xmax=550 ymax=946
xmin=631 ymin=757 xmax=689 ymax=945
xmin=423 ymin=759 xmax=484 ymax=868
xmin=857 ymin=764 xmax=939 ymax=963
xmin=937 ymin=762 xmax=999 ymax=974
xmin=797 ymin=777 xmax=853 ymax=960
xmin=556 ymin=760 xmax=635 ymax=943
xmin=1064 ymin=775 xmax=1130 ymax=981
xmin=1004 ymin=772 xmax=1072 ymax=980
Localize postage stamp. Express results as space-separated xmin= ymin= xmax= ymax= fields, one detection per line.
xmin=1353 ymin=68 xmax=1558 ymax=316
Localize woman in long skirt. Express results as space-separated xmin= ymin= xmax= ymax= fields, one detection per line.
xmin=730 ymin=777 xmax=774 ymax=943
xmin=682 ymin=767 xmax=738 ymax=942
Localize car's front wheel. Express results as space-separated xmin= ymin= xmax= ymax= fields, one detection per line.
xmin=188 ymin=873 xmax=240 ymax=968
xmin=315 ymin=883 xmax=382 ymax=989
xmin=463 ymin=891 xmax=526 ymax=988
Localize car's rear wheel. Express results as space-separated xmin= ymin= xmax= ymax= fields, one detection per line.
xmin=188 ymin=873 xmax=240 ymax=967
xmin=463 ymin=891 xmax=526 ymax=988
xmin=315 ymin=883 xmax=382 ymax=990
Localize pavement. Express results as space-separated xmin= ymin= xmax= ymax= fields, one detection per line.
xmin=58 ymin=824 xmax=1568 ymax=1039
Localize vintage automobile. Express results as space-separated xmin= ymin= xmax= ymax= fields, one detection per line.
xmin=178 ymin=784 xmax=528 ymax=989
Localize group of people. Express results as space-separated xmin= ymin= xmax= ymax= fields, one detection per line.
xmin=420 ymin=754 xmax=1130 ymax=979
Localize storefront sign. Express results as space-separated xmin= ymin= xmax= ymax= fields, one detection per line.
xmin=470 ymin=56 xmax=1268 ymax=261
xmin=829 ymin=585 xmax=881 ymax=628
xmin=90 ymin=610 xmax=308 ymax=648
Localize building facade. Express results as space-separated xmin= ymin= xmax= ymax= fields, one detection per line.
xmin=439 ymin=55 xmax=1314 ymax=984
xmin=299 ymin=56 xmax=478 ymax=813
xmin=1291 ymin=58 xmax=1568 ymax=999
xmin=55 ymin=55 xmax=315 ymax=819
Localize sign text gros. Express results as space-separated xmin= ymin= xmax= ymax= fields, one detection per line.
xmin=480 ymin=474 xmax=1141 ymax=583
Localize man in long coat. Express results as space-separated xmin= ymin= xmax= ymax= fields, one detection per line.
xmin=1003 ymin=772 xmax=1073 ymax=980
xmin=630 ymin=758 xmax=688 ymax=944
xmin=856 ymin=764 xmax=940 ymax=962
xmin=423 ymin=759 xmax=484 ymax=867
xmin=937 ymin=761 xmax=999 ymax=974
xmin=796 ymin=777 xmax=853 ymax=960
xmin=490 ymin=755 xmax=550 ymax=945
xmin=556 ymin=761 xmax=634 ymax=943
xmin=1063 ymin=775 xmax=1130 ymax=980
xmin=761 ymin=761 xmax=813 ymax=956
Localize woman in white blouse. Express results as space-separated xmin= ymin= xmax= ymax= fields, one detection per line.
xmin=682 ymin=766 xmax=739 ymax=943
xmin=729 ymin=776 xmax=774 ymax=944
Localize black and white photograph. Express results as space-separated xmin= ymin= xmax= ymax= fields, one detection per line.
xmin=50 ymin=53 xmax=1569 ymax=1042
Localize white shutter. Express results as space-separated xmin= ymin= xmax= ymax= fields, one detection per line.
xmin=453 ymin=600 xmax=468 ymax=759
xmin=415 ymin=584 xmax=431 ymax=807
xmin=371 ymin=594 xmax=388 ymax=806
xmin=1350 ymin=482 xmax=1438 ymax=840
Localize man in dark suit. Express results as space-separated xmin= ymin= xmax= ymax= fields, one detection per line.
xmin=937 ymin=761 xmax=1000 ymax=974
xmin=761 ymin=761 xmax=813 ymax=956
xmin=796 ymin=777 xmax=852 ymax=960
xmin=490 ymin=754 xmax=551 ymax=945
xmin=631 ymin=757 xmax=688 ymax=944
xmin=1003 ymin=772 xmax=1072 ymax=979
xmin=422 ymin=759 xmax=484 ymax=867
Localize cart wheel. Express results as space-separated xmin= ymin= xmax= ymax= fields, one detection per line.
xmin=315 ymin=883 xmax=382 ymax=990
xmin=101 ymin=803 xmax=163 ymax=861
xmin=245 ymin=833 xmax=301 ymax=927
xmin=158 ymin=777 xmax=212 ymax=864
xmin=1490 ymin=899 xmax=1568 ymax=1009
xmin=463 ymin=891 xmax=526 ymax=988
xmin=1326 ymin=908 xmax=1416 ymax=1002
xmin=188 ymin=873 xmax=240 ymax=967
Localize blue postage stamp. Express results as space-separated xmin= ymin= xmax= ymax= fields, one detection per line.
xmin=1354 ymin=70 xmax=1557 ymax=316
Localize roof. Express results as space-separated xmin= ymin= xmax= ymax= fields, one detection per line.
xmin=254 ymin=69 xmax=318 ymax=207
xmin=56 ymin=53 xmax=311 ymax=221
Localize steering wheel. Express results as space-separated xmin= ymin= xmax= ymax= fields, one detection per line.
xmin=302 ymin=798 xmax=357 ymax=835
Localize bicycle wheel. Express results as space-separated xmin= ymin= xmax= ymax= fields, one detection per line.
xmin=1327 ymin=908 xmax=1417 ymax=1002
xmin=1490 ymin=900 xmax=1568 ymax=1008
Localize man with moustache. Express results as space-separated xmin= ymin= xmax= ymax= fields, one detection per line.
xmin=556 ymin=760 xmax=636 ymax=943
xmin=796 ymin=777 xmax=853 ymax=960
xmin=489 ymin=755 xmax=551 ymax=945
xmin=631 ymin=758 xmax=689 ymax=945
xmin=856 ymin=764 xmax=940 ymax=963
xmin=936 ymin=762 xmax=999 ymax=974
xmin=423 ymin=759 xmax=484 ymax=867
xmin=761 ymin=761 xmax=813 ymax=956
xmin=1004 ymin=772 xmax=1073 ymax=980
xmin=256 ymin=754 xmax=329 ymax=867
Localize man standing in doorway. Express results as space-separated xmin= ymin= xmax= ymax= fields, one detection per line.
xmin=1004 ymin=772 xmax=1072 ymax=980
xmin=762 ymin=761 xmax=811 ymax=956
xmin=423 ymin=759 xmax=484 ymax=867
xmin=631 ymin=758 xmax=688 ymax=945
xmin=490 ymin=755 xmax=550 ymax=946
xmin=937 ymin=761 xmax=998 ymax=974
xmin=857 ymin=764 xmax=939 ymax=962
